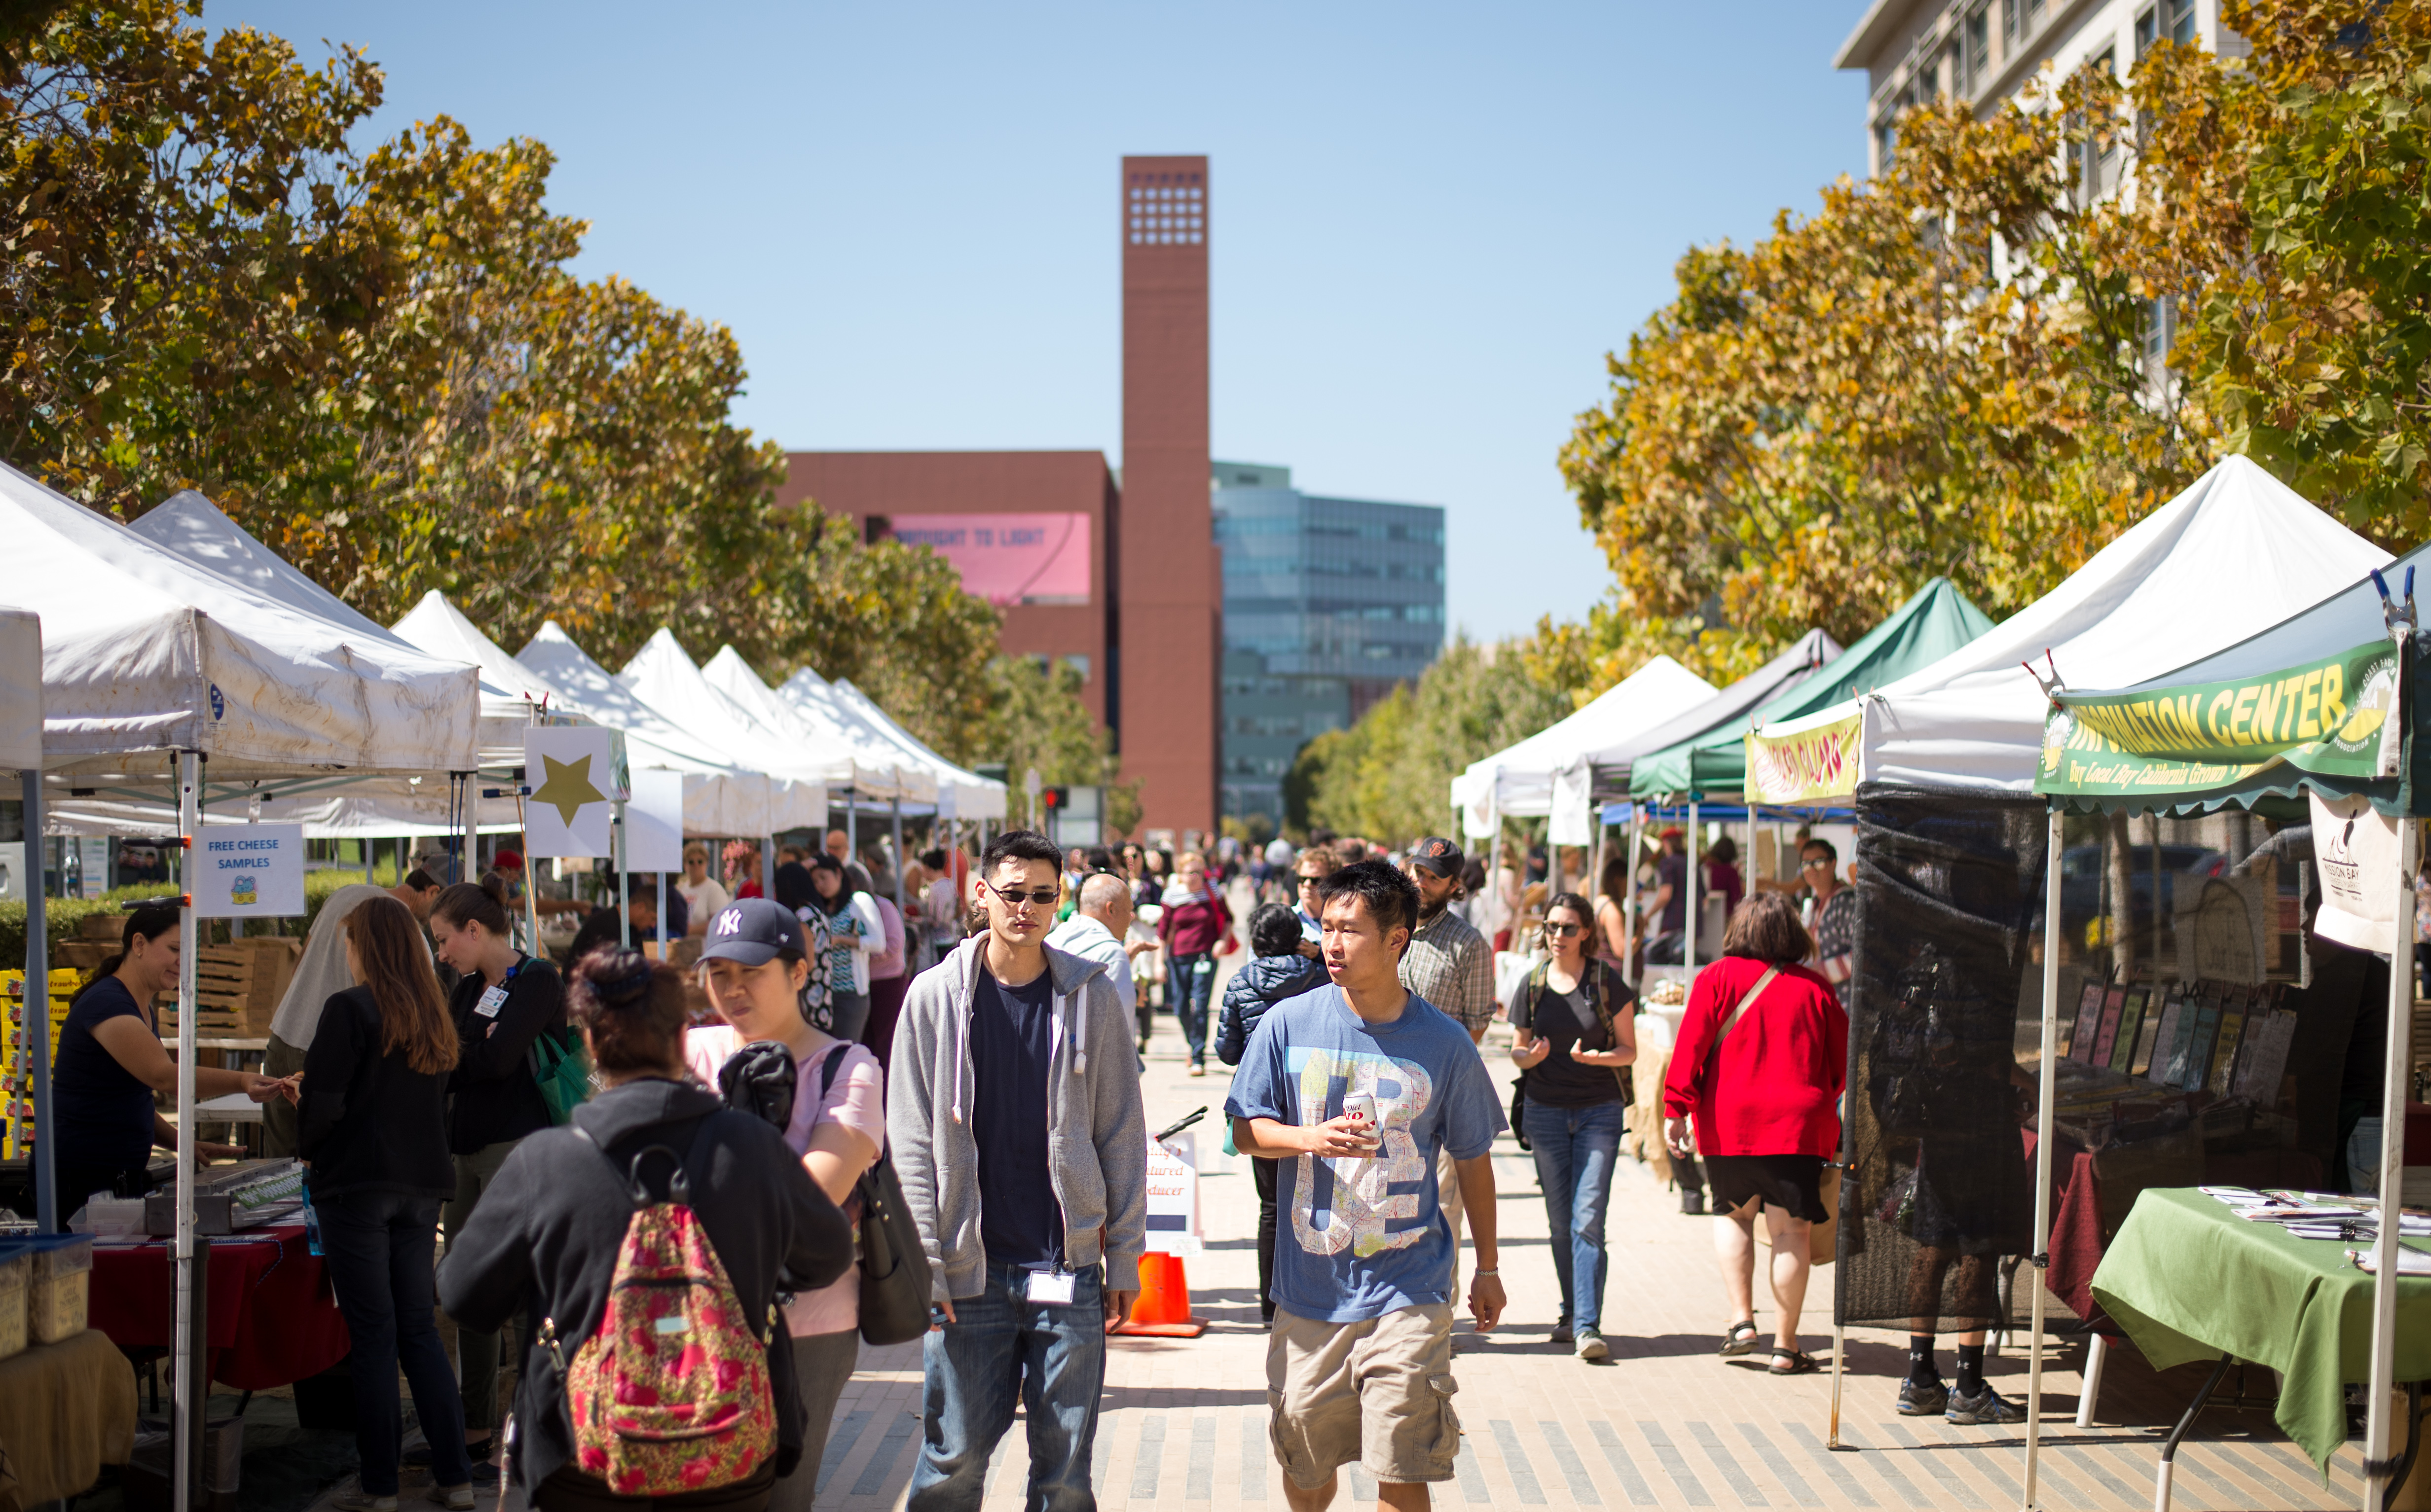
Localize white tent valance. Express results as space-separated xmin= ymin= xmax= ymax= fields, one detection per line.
xmin=1452 ymin=654 xmax=1715 ymax=837
xmin=701 ymin=648 xmax=937 ymax=806
xmin=517 ymin=622 xmax=784 ymax=838
xmin=1856 ymin=456 xmax=2391 ymax=792
xmin=0 ymin=462 xmax=479 ymax=780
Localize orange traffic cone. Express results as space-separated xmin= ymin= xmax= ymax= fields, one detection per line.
xmin=1111 ymin=1252 xmax=1207 ymax=1337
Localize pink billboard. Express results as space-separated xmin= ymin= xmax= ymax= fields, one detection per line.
xmin=883 ymin=512 xmax=1092 ymax=607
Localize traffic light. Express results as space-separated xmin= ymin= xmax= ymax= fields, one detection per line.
xmin=1040 ymin=786 xmax=1068 ymax=812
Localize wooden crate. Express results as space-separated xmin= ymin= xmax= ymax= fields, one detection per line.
xmin=192 ymin=938 xmax=299 ymax=1031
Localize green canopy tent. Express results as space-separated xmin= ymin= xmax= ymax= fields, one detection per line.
xmin=1628 ymin=576 xmax=1995 ymax=802
xmin=2037 ymin=546 xmax=2431 ymax=1510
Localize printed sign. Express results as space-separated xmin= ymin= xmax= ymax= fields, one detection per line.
xmin=523 ymin=726 xmax=618 ymax=858
xmin=1745 ymin=710 xmax=1865 ymax=804
xmin=881 ymin=513 xmax=1091 ymax=607
xmin=1143 ymin=1130 xmax=1203 ymax=1255
xmin=2038 ymin=638 xmax=2398 ymax=799
xmin=623 ymin=768 xmax=686 ymax=872
xmin=192 ymin=823 xmax=304 ymax=918
xmin=2309 ymin=789 xmax=2401 ymax=955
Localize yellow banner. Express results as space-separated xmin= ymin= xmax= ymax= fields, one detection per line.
xmin=1746 ymin=711 xmax=1863 ymax=804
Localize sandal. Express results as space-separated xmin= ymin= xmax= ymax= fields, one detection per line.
xmin=1720 ymin=1320 xmax=1760 ymax=1357
xmin=1769 ymin=1348 xmax=1820 ymax=1376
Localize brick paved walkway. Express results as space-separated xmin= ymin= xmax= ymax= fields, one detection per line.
xmin=809 ymin=1013 xmax=2363 ymax=1512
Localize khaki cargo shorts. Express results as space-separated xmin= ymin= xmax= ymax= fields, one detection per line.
xmin=1265 ymin=1301 xmax=1460 ymax=1488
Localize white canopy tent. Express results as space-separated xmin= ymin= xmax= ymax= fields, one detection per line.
xmin=516 ymin=623 xmax=782 ymax=839
xmin=784 ymin=666 xmax=1007 ymax=821
xmin=0 ymin=461 xmax=489 ymax=1499
xmin=121 ymin=495 xmax=593 ymax=838
xmin=0 ymin=463 xmax=479 ymax=785
xmin=1451 ymin=654 xmax=1715 ymax=839
xmin=617 ymin=630 xmax=831 ymax=828
xmin=700 ymin=648 xmax=936 ymax=806
xmin=1855 ymin=456 xmax=2391 ymax=792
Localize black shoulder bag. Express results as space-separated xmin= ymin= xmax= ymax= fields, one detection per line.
xmin=814 ymin=1045 xmax=933 ymax=1345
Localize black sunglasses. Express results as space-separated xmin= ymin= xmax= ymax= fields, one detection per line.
xmin=1543 ymin=922 xmax=1584 ymax=937
xmin=986 ymin=882 xmax=1061 ymax=909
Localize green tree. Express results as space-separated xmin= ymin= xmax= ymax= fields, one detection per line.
xmin=979 ymin=656 xmax=1139 ymax=837
xmin=1286 ymin=636 xmax=1570 ymax=844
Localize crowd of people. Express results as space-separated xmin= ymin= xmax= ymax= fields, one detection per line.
xmin=38 ymin=805 xmax=1987 ymax=1512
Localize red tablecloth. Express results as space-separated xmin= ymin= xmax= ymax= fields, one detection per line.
xmin=88 ymin=1223 xmax=349 ymax=1389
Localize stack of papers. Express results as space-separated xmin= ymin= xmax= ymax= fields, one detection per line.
xmin=2349 ymin=1247 xmax=2431 ymax=1276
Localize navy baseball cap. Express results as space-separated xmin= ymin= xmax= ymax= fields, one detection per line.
xmin=1407 ymin=837 xmax=1465 ymax=878
xmin=699 ymin=897 xmax=808 ymax=967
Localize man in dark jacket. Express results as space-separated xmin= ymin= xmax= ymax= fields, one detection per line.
xmin=436 ymin=1074 xmax=852 ymax=1503
xmin=1216 ymin=902 xmax=1330 ymax=1324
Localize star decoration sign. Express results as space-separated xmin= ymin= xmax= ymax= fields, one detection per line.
xmin=522 ymin=726 xmax=619 ymax=858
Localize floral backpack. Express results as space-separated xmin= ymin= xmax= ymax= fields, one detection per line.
xmin=539 ymin=1125 xmax=780 ymax=1497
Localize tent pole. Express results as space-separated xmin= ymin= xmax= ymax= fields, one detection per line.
xmin=892 ymin=797 xmax=907 ymax=917
xmin=1624 ymin=805 xmax=1639 ymax=988
xmin=2026 ymin=804 xmax=2063 ymax=1510
xmin=657 ymin=870 xmax=666 ymax=962
xmin=1686 ymin=801 xmax=1700 ymax=975
xmin=847 ymin=793 xmax=859 ymax=869
xmin=22 ymin=770 xmax=51 ymax=1233
xmin=460 ymin=774 xmax=476 ymax=893
xmin=615 ymin=802 xmax=630 ymax=951
xmin=2365 ymin=814 xmax=2418 ymax=1512
xmin=172 ymin=750 xmax=200 ymax=1512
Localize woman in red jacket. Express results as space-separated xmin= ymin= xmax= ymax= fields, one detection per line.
xmin=1155 ymin=851 xmax=1233 ymax=1076
xmin=1661 ymin=892 xmax=1846 ymax=1375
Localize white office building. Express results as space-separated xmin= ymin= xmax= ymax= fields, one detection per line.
xmin=1835 ymin=0 xmax=2243 ymax=177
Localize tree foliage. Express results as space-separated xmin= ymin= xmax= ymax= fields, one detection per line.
xmin=1285 ymin=637 xmax=1572 ymax=843
xmin=0 ymin=0 xmax=1020 ymax=769
xmin=983 ymin=655 xmax=1139 ymax=837
xmin=1301 ymin=0 xmax=2431 ymax=836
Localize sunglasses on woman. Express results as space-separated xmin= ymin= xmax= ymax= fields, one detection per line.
xmin=1543 ymin=921 xmax=1584 ymax=937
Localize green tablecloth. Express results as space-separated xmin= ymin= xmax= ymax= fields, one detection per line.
xmin=2091 ymin=1186 xmax=2431 ymax=1475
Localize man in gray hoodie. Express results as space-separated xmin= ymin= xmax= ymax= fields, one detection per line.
xmin=891 ymin=828 xmax=1148 ymax=1512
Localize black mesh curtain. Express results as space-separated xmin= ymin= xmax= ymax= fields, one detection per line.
xmin=1837 ymin=783 xmax=2048 ymax=1332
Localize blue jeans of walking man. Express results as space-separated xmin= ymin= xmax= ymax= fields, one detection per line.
xmin=908 ymin=1261 xmax=1107 ymax=1512
xmin=1168 ymin=950 xmax=1215 ymax=1066
xmin=1522 ymin=1100 xmax=1626 ymax=1332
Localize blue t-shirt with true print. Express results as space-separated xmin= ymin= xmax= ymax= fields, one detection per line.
xmin=1223 ymin=983 xmax=1505 ymax=1322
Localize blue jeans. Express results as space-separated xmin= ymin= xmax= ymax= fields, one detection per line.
xmin=317 ymin=1188 xmax=474 ymax=1496
xmin=908 ymin=1262 xmax=1106 ymax=1512
xmin=1168 ymin=951 xmax=1214 ymax=1063
xmin=1522 ymin=1100 xmax=1626 ymax=1333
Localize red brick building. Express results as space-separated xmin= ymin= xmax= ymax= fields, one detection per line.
xmin=777 ymin=154 xmax=1218 ymax=836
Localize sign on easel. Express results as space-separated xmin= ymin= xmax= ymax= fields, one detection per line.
xmin=1144 ymin=1131 xmax=1202 ymax=1256
xmin=192 ymin=824 xmax=304 ymax=918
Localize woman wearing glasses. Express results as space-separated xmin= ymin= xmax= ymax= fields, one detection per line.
xmin=1506 ymin=891 xmax=1637 ymax=1362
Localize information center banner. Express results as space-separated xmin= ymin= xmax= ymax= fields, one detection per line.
xmin=2037 ymin=638 xmax=2398 ymax=800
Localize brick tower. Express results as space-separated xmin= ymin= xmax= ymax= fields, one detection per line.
xmin=1119 ymin=155 xmax=1217 ymax=837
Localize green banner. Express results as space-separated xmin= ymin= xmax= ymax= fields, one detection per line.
xmin=2037 ymin=639 xmax=2399 ymax=798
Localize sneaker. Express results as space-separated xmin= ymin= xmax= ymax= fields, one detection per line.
xmin=1680 ymin=1189 xmax=1706 ymax=1215
xmin=1897 ymin=1378 xmax=1950 ymax=1416
xmin=1946 ymin=1383 xmax=2027 ymax=1425
xmin=1576 ymin=1329 xmax=1610 ymax=1363
xmin=1188 ymin=1063 xmax=1206 ymax=1078
xmin=1549 ymin=1323 xmax=1574 ymax=1345
xmin=433 ymin=1487 xmax=476 ymax=1511
xmin=332 ymin=1493 xmax=400 ymax=1512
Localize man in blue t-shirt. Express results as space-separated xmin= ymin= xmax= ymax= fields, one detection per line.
xmin=1227 ymin=861 xmax=1508 ymax=1509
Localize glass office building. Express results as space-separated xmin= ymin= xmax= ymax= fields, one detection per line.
xmin=1212 ymin=463 xmax=1447 ymax=825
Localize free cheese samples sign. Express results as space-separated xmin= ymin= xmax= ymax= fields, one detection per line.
xmin=194 ymin=823 xmax=304 ymax=919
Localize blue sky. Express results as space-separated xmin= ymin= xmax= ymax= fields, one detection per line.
xmin=212 ymin=1 xmax=1870 ymax=643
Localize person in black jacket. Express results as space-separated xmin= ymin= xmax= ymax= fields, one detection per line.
xmin=437 ymin=949 xmax=852 ymax=1511
xmin=429 ymin=875 xmax=566 ymax=1475
xmin=301 ymin=895 xmax=478 ymax=1512
xmin=1216 ymin=902 xmax=1330 ymax=1325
